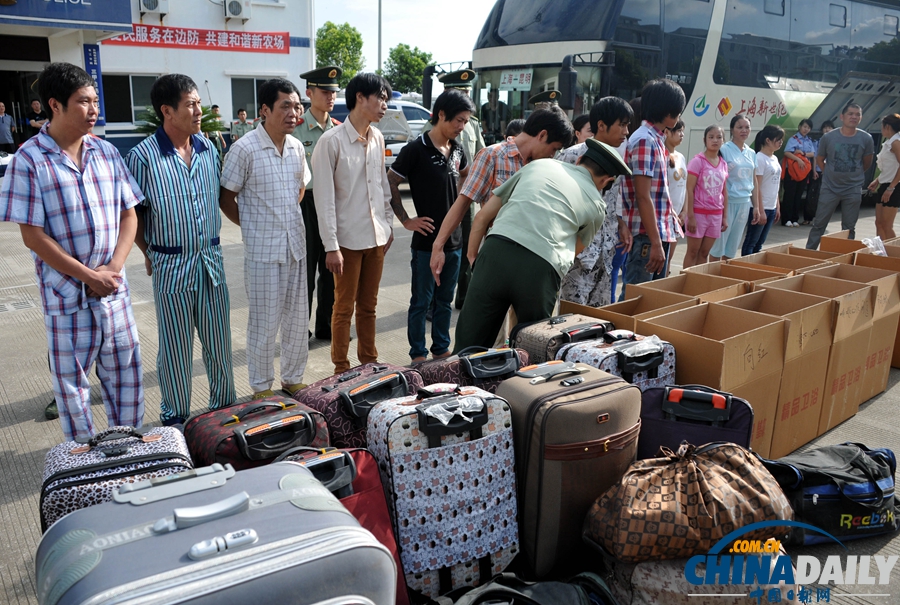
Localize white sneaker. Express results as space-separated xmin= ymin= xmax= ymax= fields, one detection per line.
xmin=784 ymin=221 xmax=793 ymax=227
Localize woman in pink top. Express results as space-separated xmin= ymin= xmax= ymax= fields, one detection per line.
xmin=683 ymin=125 xmax=729 ymax=268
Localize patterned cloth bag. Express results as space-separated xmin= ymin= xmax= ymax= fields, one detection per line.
xmin=584 ymin=441 xmax=792 ymax=562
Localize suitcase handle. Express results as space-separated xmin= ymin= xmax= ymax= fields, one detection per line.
xmin=233 ymin=411 xmax=316 ymax=461
xmin=459 ymin=347 xmax=520 ymax=379
xmin=416 ymin=395 xmax=490 ymax=446
xmin=563 ymin=322 xmax=611 ymax=343
xmin=82 ymin=426 xmax=150 ymax=448
xmin=516 ymin=361 xmax=589 ymax=384
xmin=603 ymin=329 xmax=636 ymax=343
xmin=339 ymin=372 xmax=409 ymax=424
xmin=274 ymin=447 xmax=358 ymax=499
xmin=662 ymin=387 xmax=733 ymax=425
xmin=616 ymin=349 xmax=665 ymax=382
xmin=174 ymin=491 xmax=251 ymax=529
xmin=222 ymin=400 xmax=297 ymax=426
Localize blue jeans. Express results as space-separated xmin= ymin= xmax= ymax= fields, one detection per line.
xmin=408 ymin=248 xmax=461 ymax=359
xmin=741 ymin=208 xmax=777 ymax=256
xmin=610 ymin=242 xmax=628 ymax=302
xmin=620 ymin=234 xmax=670 ymax=301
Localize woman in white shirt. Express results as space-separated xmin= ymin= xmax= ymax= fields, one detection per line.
xmin=742 ymin=125 xmax=784 ymax=255
xmin=665 ymin=120 xmax=687 ymax=274
xmin=868 ymin=113 xmax=900 ymax=240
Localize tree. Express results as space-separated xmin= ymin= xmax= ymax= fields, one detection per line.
xmin=383 ymin=44 xmax=433 ymax=94
xmin=316 ymin=22 xmax=364 ymax=89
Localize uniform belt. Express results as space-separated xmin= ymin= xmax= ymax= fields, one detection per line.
xmin=150 ymin=237 xmax=220 ymax=255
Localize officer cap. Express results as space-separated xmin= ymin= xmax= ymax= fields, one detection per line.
xmin=438 ymin=69 xmax=476 ymax=89
xmin=583 ymin=138 xmax=631 ymax=178
xmin=528 ymin=90 xmax=561 ymax=106
xmin=300 ymin=66 xmax=342 ymax=91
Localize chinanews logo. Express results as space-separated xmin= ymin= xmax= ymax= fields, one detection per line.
xmin=693 ymin=94 xmax=710 ymax=117
xmin=683 ymin=521 xmax=896 ymax=602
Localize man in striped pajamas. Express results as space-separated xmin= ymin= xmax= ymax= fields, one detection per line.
xmin=220 ymin=78 xmax=311 ymax=398
xmin=127 ymin=74 xmax=236 ymax=427
xmin=0 ymin=63 xmax=144 ymax=440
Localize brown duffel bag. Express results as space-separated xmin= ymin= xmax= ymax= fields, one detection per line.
xmin=584 ymin=441 xmax=792 ymax=563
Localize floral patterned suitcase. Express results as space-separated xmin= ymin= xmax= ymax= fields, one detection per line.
xmin=367 ymin=385 xmax=519 ymax=599
xmin=293 ymin=362 xmax=425 ymax=448
xmin=40 ymin=426 xmax=192 ymax=531
xmin=415 ymin=347 xmax=529 ymax=393
xmin=555 ymin=330 xmax=675 ymax=391
xmin=510 ymin=314 xmax=614 ymax=364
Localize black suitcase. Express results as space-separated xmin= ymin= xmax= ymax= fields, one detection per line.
xmin=637 ymin=385 xmax=754 ymax=459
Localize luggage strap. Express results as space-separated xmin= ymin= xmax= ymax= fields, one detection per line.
xmin=436 ymin=555 xmax=493 ymax=595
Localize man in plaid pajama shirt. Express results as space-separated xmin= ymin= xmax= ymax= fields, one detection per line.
xmin=0 ymin=63 xmax=144 ymax=440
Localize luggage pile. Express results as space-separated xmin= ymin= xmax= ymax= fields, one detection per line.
xmin=34 ymin=232 xmax=900 ymax=604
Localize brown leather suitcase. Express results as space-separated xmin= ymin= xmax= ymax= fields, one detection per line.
xmin=495 ymin=361 xmax=641 ymax=578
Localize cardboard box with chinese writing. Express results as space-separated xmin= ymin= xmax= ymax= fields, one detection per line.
xmin=638 ymin=303 xmax=786 ymax=457
xmin=854 ymin=249 xmax=900 ymax=369
xmin=558 ymin=290 xmax=698 ymax=333
xmin=624 ymin=272 xmax=747 ymax=303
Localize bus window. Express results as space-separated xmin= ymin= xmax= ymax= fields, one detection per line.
xmin=849 ymin=2 xmax=900 ymax=77
xmin=716 ymin=0 xmax=791 ymax=87
xmin=614 ymin=0 xmax=662 ymax=47
xmin=664 ymin=0 xmax=715 ymax=99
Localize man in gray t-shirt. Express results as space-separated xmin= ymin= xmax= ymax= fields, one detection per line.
xmin=807 ymin=103 xmax=874 ymax=249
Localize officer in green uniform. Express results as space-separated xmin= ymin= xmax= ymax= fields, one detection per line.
xmin=232 ymin=108 xmax=254 ymax=141
xmin=422 ymin=68 xmax=486 ymax=310
xmin=292 ymin=66 xmax=343 ymax=340
xmin=528 ymin=89 xmax=562 ymax=110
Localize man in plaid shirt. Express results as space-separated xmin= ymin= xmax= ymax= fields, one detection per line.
xmin=0 ymin=63 xmax=144 ymax=439
xmin=620 ymin=79 xmax=685 ymax=293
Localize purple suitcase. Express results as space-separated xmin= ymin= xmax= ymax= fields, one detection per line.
xmin=415 ymin=347 xmax=529 ymax=393
xmin=637 ymin=385 xmax=754 ymax=459
xmin=292 ymin=363 xmax=425 ymax=448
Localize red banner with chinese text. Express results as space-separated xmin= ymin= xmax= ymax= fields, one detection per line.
xmin=103 ymin=24 xmax=289 ymax=54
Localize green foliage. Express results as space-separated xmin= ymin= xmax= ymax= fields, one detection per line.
xmin=383 ymin=43 xmax=433 ymax=94
xmin=316 ymin=22 xmax=365 ymax=89
xmin=134 ymin=105 xmax=228 ymax=136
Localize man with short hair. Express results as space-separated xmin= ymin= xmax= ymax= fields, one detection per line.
xmin=0 ymin=102 xmax=15 ymax=153
xmin=429 ymin=106 xmax=574 ymax=284
xmin=0 ymin=63 xmax=144 ymax=439
xmin=293 ymin=66 xmax=342 ymax=341
xmin=232 ymin=108 xmax=254 ymax=141
xmin=558 ymin=96 xmax=635 ymax=307
xmin=388 ymin=89 xmax=473 ymax=362
xmin=806 ymin=102 xmax=875 ymax=250
xmin=453 ymin=139 xmax=631 ymax=351
xmin=127 ymin=74 xmax=236 ymax=427
xmin=26 ymin=99 xmax=48 ymax=139
xmin=220 ymin=78 xmax=310 ymax=398
xmin=621 ymin=78 xmax=686 ymax=289
xmin=312 ymin=72 xmax=395 ymax=374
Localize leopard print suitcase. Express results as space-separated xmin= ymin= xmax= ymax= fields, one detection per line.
xmin=367 ymin=384 xmax=519 ymax=599
xmin=415 ymin=347 xmax=529 ymax=393
xmin=40 ymin=426 xmax=192 ymax=531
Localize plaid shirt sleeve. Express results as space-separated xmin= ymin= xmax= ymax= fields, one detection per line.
xmin=628 ymin=137 xmax=658 ymax=178
xmin=113 ymin=150 xmax=143 ymax=211
xmin=460 ymin=147 xmax=495 ymax=204
xmin=220 ymin=141 xmax=249 ymax=193
xmin=0 ymin=153 xmax=44 ymax=227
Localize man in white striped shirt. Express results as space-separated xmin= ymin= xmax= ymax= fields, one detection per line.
xmin=221 ymin=78 xmax=311 ymax=397
xmin=128 ymin=74 xmax=235 ymax=426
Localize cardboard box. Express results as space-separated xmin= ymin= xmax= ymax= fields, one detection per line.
xmin=718 ymin=289 xmax=833 ymax=458
xmin=805 ymin=264 xmax=900 ymax=402
xmin=558 ymin=291 xmax=698 ymax=333
xmin=624 ymin=273 xmax=747 ymax=303
xmin=735 ymin=251 xmax=833 ymax=274
xmin=761 ymin=274 xmax=876 ymax=435
xmin=638 ymin=303 xmax=786 ymax=457
xmin=854 ymin=251 xmax=900 ymax=368
xmin=764 ymin=244 xmax=854 ymax=265
xmin=819 ymin=230 xmax=867 ymax=254
xmin=683 ymin=262 xmax=788 ymax=288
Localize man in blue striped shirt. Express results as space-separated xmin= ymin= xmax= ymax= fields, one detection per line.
xmin=127 ymin=74 xmax=235 ymax=427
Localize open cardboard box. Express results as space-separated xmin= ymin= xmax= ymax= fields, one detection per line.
xmin=682 ymin=262 xmax=787 ymax=287
xmin=764 ymin=243 xmax=854 ymax=265
xmin=624 ymin=272 xmax=747 ymax=303
xmin=558 ymin=290 xmax=698 ymax=333
xmin=819 ymin=230 xmax=867 ymax=254
xmin=760 ymin=274 xmax=876 ymax=435
xmin=734 ymin=251 xmax=833 ymax=274
xmin=854 ymin=250 xmax=900 ymax=368
xmin=805 ymin=263 xmax=900 ymax=402
xmin=717 ymin=289 xmax=833 ymax=458
xmin=638 ymin=303 xmax=786 ymax=457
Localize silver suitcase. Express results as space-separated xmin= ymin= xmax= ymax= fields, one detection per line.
xmin=35 ymin=462 xmax=396 ymax=605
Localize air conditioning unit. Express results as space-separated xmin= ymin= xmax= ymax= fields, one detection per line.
xmin=138 ymin=0 xmax=169 ymax=16
xmin=225 ymin=0 xmax=252 ymax=21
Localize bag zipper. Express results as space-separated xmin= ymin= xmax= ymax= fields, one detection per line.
xmin=41 ymin=452 xmax=192 ymax=493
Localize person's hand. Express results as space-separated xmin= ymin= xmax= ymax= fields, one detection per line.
xmin=686 ymin=214 xmax=697 ymax=235
xmin=812 ymin=171 xmax=818 ymax=180
xmin=646 ymin=242 xmax=666 ymax=275
xmin=774 ymin=207 xmax=781 ymax=224
xmin=468 ymin=248 xmax=478 ymax=269
xmin=383 ymin=231 xmax=394 ymax=254
xmin=401 ymin=216 xmax=434 ymax=236
xmin=325 ymin=250 xmax=344 ymax=275
xmin=721 ymin=217 xmax=729 ymax=232
xmin=616 ymin=220 xmax=633 ymax=254
xmin=86 ymin=267 xmax=122 ymax=297
xmin=757 ymin=210 xmax=767 ymax=226
xmin=868 ymin=180 xmax=879 ymax=192
xmin=751 ymin=207 xmax=761 ymax=225
xmin=430 ymin=249 xmax=445 ymax=286
xmin=143 ymin=255 xmax=152 ymax=276
xmin=883 ymin=189 xmax=894 ymax=204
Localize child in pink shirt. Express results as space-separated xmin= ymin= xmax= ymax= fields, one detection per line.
xmin=683 ymin=125 xmax=729 ymax=268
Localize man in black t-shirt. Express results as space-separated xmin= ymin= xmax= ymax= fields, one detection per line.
xmin=27 ymin=99 xmax=48 ymax=138
xmin=387 ymin=89 xmax=474 ymax=362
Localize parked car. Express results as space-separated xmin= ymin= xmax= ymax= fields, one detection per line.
xmin=330 ymin=99 xmax=431 ymax=137
xmin=378 ymin=109 xmax=414 ymax=170
xmin=0 ymin=151 xmax=11 ymax=179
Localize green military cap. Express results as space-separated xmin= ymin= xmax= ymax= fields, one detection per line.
xmin=583 ymin=138 xmax=631 ymax=178
xmin=438 ymin=69 xmax=476 ymax=88
xmin=528 ymin=90 xmax=561 ymax=106
xmin=300 ymin=66 xmax=342 ymax=91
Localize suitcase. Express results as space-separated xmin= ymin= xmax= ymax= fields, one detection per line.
xmin=183 ymin=395 xmax=329 ymax=471
xmin=277 ymin=446 xmax=411 ymax=605
xmin=366 ymin=385 xmax=519 ymax=599
xmin=415 ymin=347 xmax=529 ymax=393
xmin=555 ymin=330 xmax=676 ymax=391
xmin=637 ymin=385 xmax=754 ymax=459
xmin=293 ymin=362 xmax=425 ymax=449
xmin=494 ymin=361 xmax=641 ymax=578
xmin=35 ymin=461 xmax=397 ymax=605
xmin=40 ymin=426 xmax=192 ymax=532
xmin=509 ymin=314 xmax=614 ymax=364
